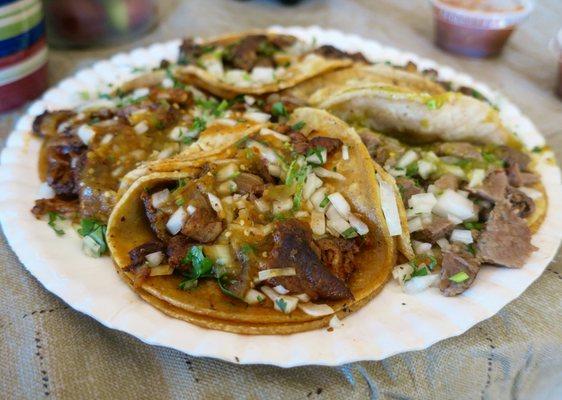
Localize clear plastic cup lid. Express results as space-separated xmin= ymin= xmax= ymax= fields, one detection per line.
xmin=430 ymin=0 xmax=534 ymax=28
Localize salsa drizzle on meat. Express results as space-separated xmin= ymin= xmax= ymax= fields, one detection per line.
xmin=126 ymin=117 xmax=371 ymax=315
xmin=360 ymin=129 xmax=542 ymax=296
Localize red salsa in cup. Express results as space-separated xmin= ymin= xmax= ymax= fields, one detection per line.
xmin=429 ymin=0 xmax=533 ymax=58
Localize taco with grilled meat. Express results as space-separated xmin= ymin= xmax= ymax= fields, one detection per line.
xmin=106 ymin=108 xmax=398 ymax=334
xmin=359 ymin=129 xmax=547 ymax=296
xmin=174 ymin=31 xmax=359 ymax=98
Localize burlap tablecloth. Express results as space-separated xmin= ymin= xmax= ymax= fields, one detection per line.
xmin=1 ymin=1 xmax=561 ymax=399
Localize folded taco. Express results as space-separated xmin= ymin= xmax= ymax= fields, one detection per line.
xmin=359 ymin=129 xmax=547 ymax=296
xmin=174 ymin=31 xmax=357 ymax=98
xmin=106 ymin=108 xmax=397 ymax=334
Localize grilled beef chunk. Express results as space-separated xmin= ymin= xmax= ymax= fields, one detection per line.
xmin=252 ymin=157 xmax=275 ymax=184
xmin=476 ymin=201 xmax=537 ymax=268
xmin=315 ymin=237 xmax=360 ymax=282
xmin=439 ymin=245 xmax=480 ymax=296
xmin=127 ymin=241 xmax=165 ymax=270
xmin=149 ymin=87 xmax=193 ymax=106
xmin=141 ymin=191 xmax=171 ymax=242
xmin=79 ymin=186 xmax=117 ymax=222
xmin=359 ymin=130 xmax=381 ymax=157
xmin=166 ymin=235 xmax=193 ymax=270
xmin=45 ymin=135 xmax=87 ymax=198
xmin=434 ymin=173 xmax=459 ymax=191
xmin=496 ymin=145 xmax=530 ymax=171
xmin=264 ymin=219 xmax=353 ymax=300
xmin=181 ymin=189 xmax=223 ymax=243
xmin=233 ymin=173 xmax=264 ymax=196
xmin=396 ymin=176 xmax=423 ymax=207
xmin=223 ymin=35 xmax=276 ymax=72
xmin=506 ymin=162 xmax=539 ymax=187
xmin=506 ymin=187 xmax=535 ymax=218
xmin=32 ymin=110 xmax=75 ymax=138
xmin=289 ymin=131 xmax=311 ymax=154
xmin=178 ymin=38 xmax=207 ymax=65
xmin=358 ymin=130 xmax=406 ymax=166
xmin=313 ymin=45 xmax=369 ymax=63
xmin=412 ymin=215 xmax=456 ymax=243
xmin=310 ymin=136 xmax=343 ymax=155
xmin=436 ymin=142 xmax=482 ymax=160
xmin=32 ymin=197 xmax=80 ymax=219
xmin=263 ymin=94 xmax=305 ymax=116
xmin=468 ymin=170 xmax=508 ymax=202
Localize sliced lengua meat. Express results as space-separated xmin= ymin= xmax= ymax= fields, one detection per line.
xmin=436 ymin=142 xmax=482 ymax=160
xmin=506 ymin=162 xmax=539 ymax=187
xmin=127 ymin=241 xmax=165 ymax=270
xmin=396 ymin=176 xmax=423 ymax=207
xmin=309 ymin=136 xmax=343 ymax=154
xmin=32 ymin=197 xmax=80 ymax=219
xmin=496 ymin=145 xmax=531 ymax=171
xmin=166 ymin=234 xmax=193 ymax=270
xmin=181 ymin=189 xmax=223 ymax=243
xmin=313 ymin=45 xmax=369 ymax=63
xmin=476 ymin=201 xmax=537 ymax=268
xmin=506 ymin=187 xmax=535 ymax=218
xmin=412 ymin=215 xmax=456 ymax=243
xmin=264 ymin=219 xmax=353 ymax=300
xmin=439 ymin=245 xmax=480 ymax=296
xmin=233 ymin=172 xmax=264 ymax=196
xmin=434 ymin=173 xmax=459 ymax=191
xmin=468 ymin=169 xmax=508 ymax=202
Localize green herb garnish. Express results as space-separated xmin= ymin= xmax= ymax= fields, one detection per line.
xmin=191 ymin=117 xmax=207 ymax=135
xmin=181 ymin=245 xmax=213 ymax=277
xmin=426 ymin=99 xmax=437 ymax=110
xmin=47 ymin=212 xmax=65 ymax=236
xmin=449 ymin=271 xmax=470 ymax=283
xmin=291 ymin=121 xmax=305 ymax=131
xmin=319 ymin=196 xmax=330 ymax=208
xmin=271 ymin=102 xmax=288 ymax=118
xmin=240 ymin=243 xmax=256 ymax=255
xmin=411 ymin=266 xmax=429 ymax=278
xmin=275 ymin=298 xmax=288 ymax=312
xmin=78 ymin=219 xmax=108 ymax=256
xmin=342 ymin=227 xmax=358 ymax=239
xmin=463 ymin=221 xmax=484 ymax=230
xmin=217 ymin=274 xmax=244 ymax=300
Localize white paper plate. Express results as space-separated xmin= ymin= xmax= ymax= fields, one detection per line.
xmin=1 ymin=26 xmax=561 ymax=367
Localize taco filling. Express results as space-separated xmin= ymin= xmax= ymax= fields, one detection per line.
xmin=124 ymin=121 xmax=375 ymax=314
xmin=360 ymin=130 xmax=543 ymax=296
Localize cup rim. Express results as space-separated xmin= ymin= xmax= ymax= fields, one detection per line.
xmin=429 ymin=0 xmax=534 ymax=21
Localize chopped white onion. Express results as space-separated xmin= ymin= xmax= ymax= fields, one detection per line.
xmin=100 ymin=134 xmax=114 ymax=145
xmin=207 ymin=193 xmax=223 ymax=214
xmin=329 ymin=315 xmax=343 ymax=329
xmin=151 ymin=189 xmax=170 ymax=208
xmin=38 ymin=182 xmax=55 ymax=199
xmin=433 ymin=189 xmax=476 ymax=221
xmin=417 ymin=160 xmax=436 ymax=179
xmin=450 ymin=229 xmax=474 ymax=244
xmin=457 ymin=190 xmax=469 ymax=198
xmin=326 ymin=206 xmax=352 ymax=235
xmin=268 ymin=164 xmax=282 ymax=178
xmin=436 ymin=238 xmax=451 ymax=250
xmin=206 ymin=59 xmax=224 ymax=76
xmin=413 ymin=241 xmax=432 ymax=255
xmin=216 ymin=163 xmax=239 ymax=182
xmin=257 ymin=268 xmax=296 ymax=281
xmin=306 ymin=148 xmax=327 ymax=165
xmin=162 ymin=78 xmax=174 ymax=88
xmin=303 ymin=173 xmax=323 ymax=200
xmin=408 ymin=192 xmax=437 ymax=215
xmin=388 ymin=168 xmax=406 ymax=177
xmin=218 ymin=180 xmax=237 ymax=195
xmin=212 ymin=118 xmax=237 ymax=127
xmin=342 ymin=145 xmax=349 ymax=160
xmin=392 ymin=263 xmax=414 ymax=282
xmin=520 ymin=187 xmax=543 ymax=200
xmin=251 ymin=66 xmax=275 ymax=83
xmin=310 ymin=211 xmax=326 ymax=235
xmin=186 ymin=205 xmax=197 ymax=215
xmin=244 ymin=95 xmax=255 ymax=105
xmin=246 ymin=140 xmax=278 ymax=164
xmin=260 ymin=127 xmax=289 ymax=142
xmin=82 ymin=236 xmax=102 ymax=258
xmin=273 ymin=285 xmax=290 ymax=295
xmin=403 ymin=274 xmax=439 ymax=294
xmin=272 ymin=198 xmax=293 ymax=213
xmin=131 ymin=87 xmax=149 ymax=99
xmin=77 ymin=124 xmax=96 ymax=145
xmin=447 ymin=214 xmax=463 ymax=225
xmin=244 ymin=289 xmax=265 ymax=305
xmin=468 ymin=168 xmax=486 ymax=188
xmin=260 ymin=286 xmax=298 ymax=314
xmin=379 ymin=179 xmax=403 ymax=236
xmin=310 ymin=187 xmax=328 ymax=211
xmin=134 ymin=120 xmax=149 ymax=135
xmin=297 ymin=303 xmax=334 ymax=317
xmin=348 ymin=214 xmax=369 ymax=235
xmin=328 ymin=192 xmax=351 ymax=218
xmin=166 ymin=207 xmax=187 ymax=235
xmin=244 ymin=112 xmax=271 ymax=123
xmin=145 ymin=251 xmax=164 ymax=267
xmin=313 ymin=167 xmax=345 ymax=181
xmin=295 ymin=293 xmax=310 ymax=302
xmin=397 ymin=150 xmax=419 ymax=169
xmin=407 ymin=217 xmax=423 ymax=233
xmin=442 ymin=164 xmax=465 ymax=178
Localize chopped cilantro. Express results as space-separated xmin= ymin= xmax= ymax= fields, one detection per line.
xmin=405 ymin=162 xmax=419 ymax=178
xmin=175 ymin=198 xmax=185 ymax=206
xmin=463 ymin=221 xmax=484 ymax=230
xmin=191 ymin=117 xmax=207 ymax=135
xmin=257 ymin=41 xmax=278 ymax=57
xmin=271 ymin=102 xmax=288 ymax=118
xmin=426 ymin=99 xmax=437 ymax=110
xmin=411 ymin=266 xmax=429 ymax=278
xmin=342 ymin=227 xmax=358 ymax=239
xmin=98 ymin=93 xmax=112 ymax=100
xmin=214 ymin=99 xmax=229 ymax=116
xmin=240 ymin=243 xmax=256 ymax=255
xmin=305 ymin=146 xmax=326 ymax=165
xmin=275 ymin=298 xmax=288 ymax=312
xmin=319 ymin=196 xmax=330 ymax=208
xmin=131 ymin=66 xmax=147 ymax=73
xmin=532 ymin=146 xmax=543 ymax=153
xmin=410 ymin=254 xmax=437 ymax=271
xmin=78 ymin=91 xmax=90 ymax=101
xmin=178 ymin=278 xmax=198 ymax=290
xmin=181 ymin=245 xmax=213 ymax=278
xmin=47 ymin=212 xmax=65 ymax=236
xmin=466 ymin=243 xmax=476 ymax=255
xmin=449 ymin=271 xmax=470 ymax=283
xmin=177 ymin=178 xmax=187 ymax=189
xmin=291 ymin=121 xmax=305 ymax=131
xmin=217 ymin=274 xmax=244 ymax=300
xmin=78 ymin=219 xmax=108 ymax=255
xmin=256 ymin=295 xmax=265 ymax=303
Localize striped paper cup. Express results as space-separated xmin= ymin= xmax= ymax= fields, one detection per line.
xmin=0 ymin=0 xmax=48 ymax=112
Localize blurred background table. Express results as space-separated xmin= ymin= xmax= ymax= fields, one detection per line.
xmin=1 ymin=1 xmax=561 ymax=399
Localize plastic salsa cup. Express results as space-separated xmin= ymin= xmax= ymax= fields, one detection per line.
xmin=429 ymin=0 xmax=534 ymax=58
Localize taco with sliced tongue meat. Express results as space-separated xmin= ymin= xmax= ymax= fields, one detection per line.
xmin=106 ymin=108 xmax=397 ymax=334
